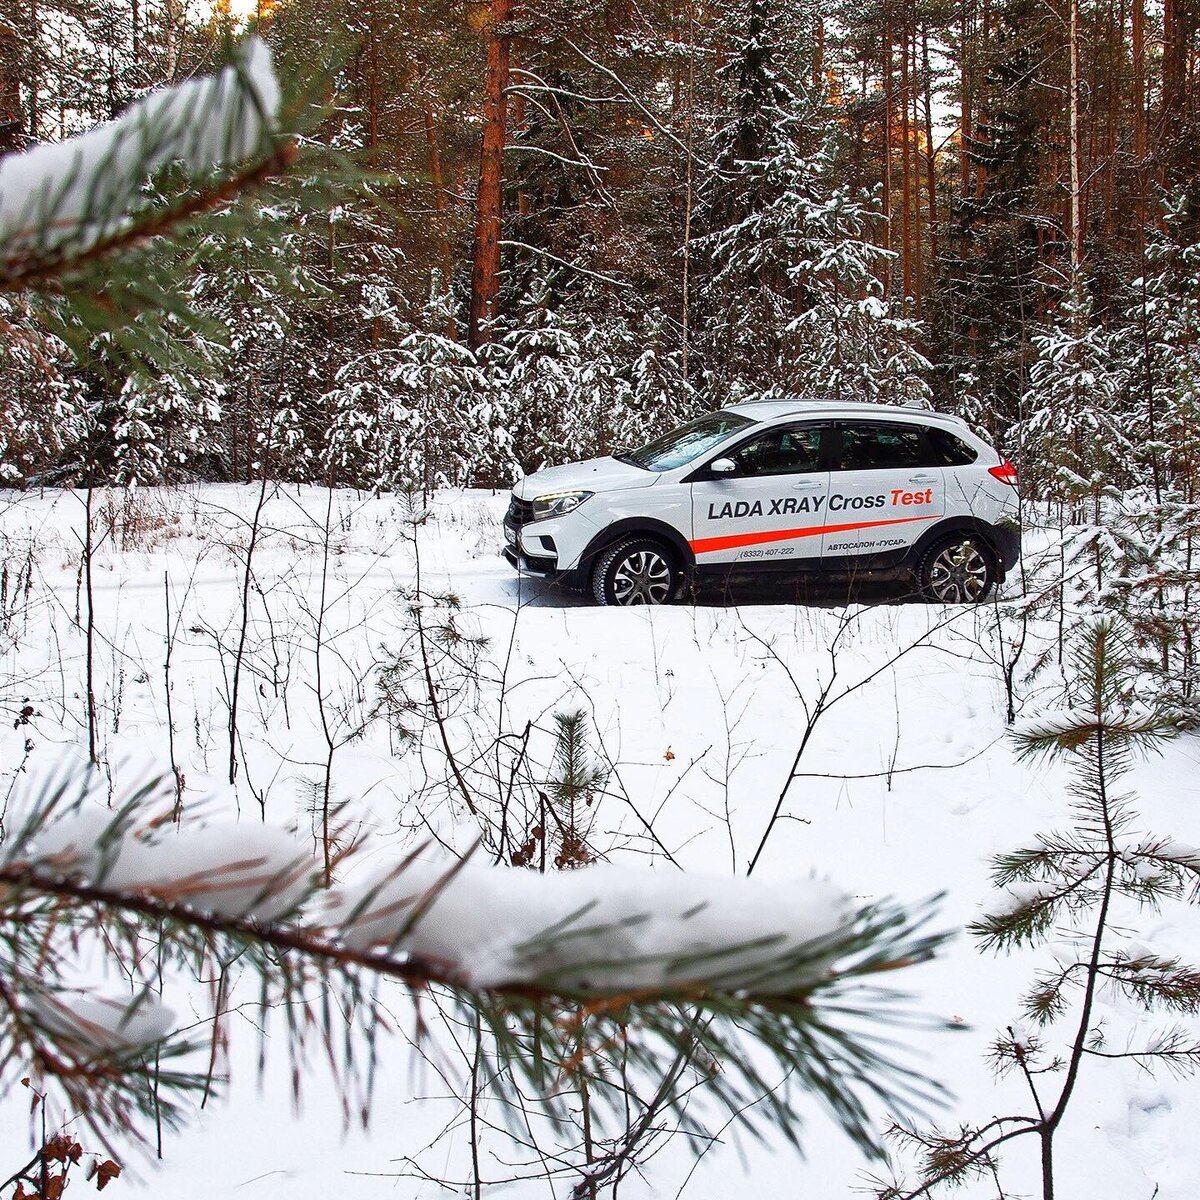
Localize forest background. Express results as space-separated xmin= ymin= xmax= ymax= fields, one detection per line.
xmin=2 ymin=0 xmax=1197 ymax=502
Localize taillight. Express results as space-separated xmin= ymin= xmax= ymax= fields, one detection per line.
xmin=988 ymin=460 xmax=1019 ymax=487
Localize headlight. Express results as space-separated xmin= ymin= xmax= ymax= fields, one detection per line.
xmin=531 ymin=490 xmax=593 ymax=520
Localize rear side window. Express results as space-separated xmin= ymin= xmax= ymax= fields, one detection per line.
xmin=837 ymin=422 xmax=925 ymax=471
xmin=924 ymin=426 xmax=978 ymax=466
xmin=734 ymin=426 xmax=824 ymax=477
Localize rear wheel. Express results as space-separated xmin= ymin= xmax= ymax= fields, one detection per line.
xmin=591 ymin=538 xmax=679 ymax=607
xmin=918 ymin=535 xmax=996 ymax=604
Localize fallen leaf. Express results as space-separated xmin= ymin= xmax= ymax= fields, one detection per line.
xmin=90 ymin=1159 xmax=122 ymax=1191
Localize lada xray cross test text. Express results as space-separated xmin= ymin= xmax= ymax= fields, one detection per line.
xmin=502 ymin=400 xmax=1021 ymax=606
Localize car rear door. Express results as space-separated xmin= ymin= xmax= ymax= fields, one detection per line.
xmin=689 ymin=424 xmax=831 ymax=568
xmin=821 ymin=420 xmax=944 ymax=561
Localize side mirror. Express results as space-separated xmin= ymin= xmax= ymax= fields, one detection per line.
xmin=710 ymin=457 xmax=737 ymax=475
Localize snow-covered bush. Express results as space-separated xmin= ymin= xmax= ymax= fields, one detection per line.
xmin=1017 ymin=282 xmax=1128 ymax=510
xmin=498 ymin=280 xmax=696 ymax=472
xmin=324 ymin=285 xmax=489 ymax=493
xmin=0 ymin=297 xmax=88 ymax=484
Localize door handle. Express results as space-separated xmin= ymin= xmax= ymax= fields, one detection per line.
xmin=792 ymin=480 xmax=822 ymax=490
xmin=907 ymin=474 xmax=936 ymax=483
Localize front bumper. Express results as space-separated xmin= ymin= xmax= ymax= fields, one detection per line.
xmin=502 ymin=542 xmax=557 ymax=575
xmin=503 ymin=514 xmax=558 ymax=573
xmin=502 ymin=512 xmax=593 ymax=589
xmin=501 ymin=542 xmax=589 ymax=592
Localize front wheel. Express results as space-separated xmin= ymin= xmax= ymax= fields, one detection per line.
xmin=917 ymin=535 xmax=996 ymax=604
xmin=591 ymin=538 xmax=680 ymax=607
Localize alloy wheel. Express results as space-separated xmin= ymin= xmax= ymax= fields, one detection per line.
xmin=927 ymin=540 xmax=990 ymax=603
xmin=611 ymin=549 xmax=672 ymax=605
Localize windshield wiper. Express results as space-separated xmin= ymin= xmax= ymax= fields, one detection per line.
xmin=612 ymin=452 xmax=648 ymax=469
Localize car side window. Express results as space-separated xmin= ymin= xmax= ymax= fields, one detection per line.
xmin=732 ymin=426 xmax=824 ymax=477
xmin=837 ymin=422 xmax=926 ymax=471
xmin=924 ymin=426 xmax=978 ymax=466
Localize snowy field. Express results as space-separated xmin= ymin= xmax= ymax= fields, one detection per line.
xmin=1 ymin=483 xmax=1197 ymax=1198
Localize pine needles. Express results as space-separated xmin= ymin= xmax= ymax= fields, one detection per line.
xmin=883 ymin=617 xmax=1200 ymax=1199
xmin=0 ymin=757 xmax=950 ymax=1163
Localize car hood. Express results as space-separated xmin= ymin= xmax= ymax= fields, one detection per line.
xmin=513 ymin=456 xmax=659 ymax=499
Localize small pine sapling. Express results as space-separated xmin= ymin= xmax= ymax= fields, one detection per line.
xmin=881 ymin=617 xmax=1200 ymax=1200
xmin=513 ymin=708 xmax=607 ymax=871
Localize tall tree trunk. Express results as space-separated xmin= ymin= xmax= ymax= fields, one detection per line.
xmin=1102 ymin=0 xmax=1118 ymax=241
xmin=900 ymin=0 xmax=914 ymax=301
xmin=671 ymin=0 xmax=682 ymax=115
xmin=0 ymin=19 xmax=21 ymax=153
xmin=366 ymin=20 xmax=380 ymax=159
xmin=959 ymin=0 xmax=973 ymax=199
xmin=424 ymin=107 xmax=455 ymax=304
xmin=882 ymin=2 xmax=894 ymax=296
xmin=469 ymin=0 xmax=515 ymax=348
xmin=1162 ymin=0 xmax=1183 ymax=132
xmin=976 ymin=0 xmax=990 ymax=199
xmin=680 ymin=0 xmax=695 ymax=384
xmin=1132 ymin=0 xmax=1147 ymax=230
xmin=922 ymin=24 xmax=940 ymax=275
xmin=28 ymin=0 xmax=38 ymax=139
xmin=164 ymin=0 xmax=182 ymax=79
xmin=813 ymin=12 xmax=825 ymax=90
xmin=910 ymin=19 xmax=923 ymax=313
xmin=1068 ymin=0 xmax=1084 ymax=271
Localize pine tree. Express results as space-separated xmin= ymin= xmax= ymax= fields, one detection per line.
xmin=1018 ymin=281 xmax=1127 ymax=511
xmin=324 ymin=278 xmax=487 ymax=493
xmin=884 ymin=618 xmax=1200 ymax=1199
xmin=497 ymin=276 xmax=588 ymax=469
xmin=1084 ymin=194 xmax=1200 ymax=714
xmin=932 ymin=0 xmax=1063 ymax=432
xmin=546 ymin=708 xmax=607 ymax=869
xmin=785 ymin=174 xmax=931 ymax=407
xmin=1117 ymin=192 xmax=1200 ymax=503
xmin=693 ymin=0 xmax=929 ymax=405
xmin=692 ymin=0 xmax=819 ymax=395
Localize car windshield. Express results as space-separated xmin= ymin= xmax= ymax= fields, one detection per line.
xmin=626 ymin=412 xmax=754 ymax=472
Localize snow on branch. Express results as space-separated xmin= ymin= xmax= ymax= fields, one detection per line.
xmin=0 ymin=39 xmax=282 ymax=282
xmin=335 ymin=852 xmax=854 ymax=992
xmin=0 ymin=758 xmax=951 ymax=1156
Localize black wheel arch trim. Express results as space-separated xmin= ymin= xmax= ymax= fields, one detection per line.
xmin=907 ymin=516 xmax=1020 ymax=574
xmin=578 ymin=519 xmax=696 ymax=575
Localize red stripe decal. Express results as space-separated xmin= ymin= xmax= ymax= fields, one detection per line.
xmin=689 ymin=514 xmax=936 ymax=556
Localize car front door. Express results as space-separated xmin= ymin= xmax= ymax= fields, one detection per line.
xmin=689 ymin=424 xmax=831 ymax=569
xmin=822 ymin=420 xmax=944 ymax=561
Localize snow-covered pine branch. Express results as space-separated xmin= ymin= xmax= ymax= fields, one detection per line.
xmin=0 ymin=757 xmax=949 ymax=1159
xmin=0 ymin=38 xmax=282 ymax=285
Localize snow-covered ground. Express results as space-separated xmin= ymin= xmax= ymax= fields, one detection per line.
xmin=1 ymin=483 xmax=1197 ymax=1198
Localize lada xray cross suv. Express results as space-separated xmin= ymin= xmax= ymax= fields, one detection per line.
xmin=502 ymin=400 xmax=1021 ymax=606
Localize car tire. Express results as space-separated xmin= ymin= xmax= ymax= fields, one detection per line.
xmin=591 ymin=538 xmax=680 ymax=607
xmin=917 ymin=534 xmax=996 ymax=604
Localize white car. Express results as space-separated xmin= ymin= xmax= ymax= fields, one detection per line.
xmin=502 ymin=400 xmax=1021 ymax=606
